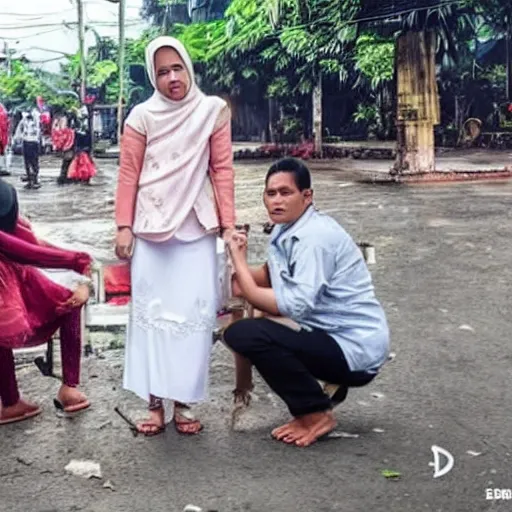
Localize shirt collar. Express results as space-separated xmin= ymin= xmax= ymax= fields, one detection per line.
xmin=271 ymin=204 xmax=316 ymax=246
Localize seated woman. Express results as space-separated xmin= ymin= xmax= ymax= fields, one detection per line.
xmin=0 ymin=179 xmax=93 ymax=425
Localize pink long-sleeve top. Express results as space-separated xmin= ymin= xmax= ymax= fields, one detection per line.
xmin=115 ymin=113 xmax=236 ymax=239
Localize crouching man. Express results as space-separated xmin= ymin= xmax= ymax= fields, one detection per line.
xmin=223 ymin=157 xmax=390 ymax=447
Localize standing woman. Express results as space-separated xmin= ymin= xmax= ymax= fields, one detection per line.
xmin=115 ymin=36 xmax=236 ymax=436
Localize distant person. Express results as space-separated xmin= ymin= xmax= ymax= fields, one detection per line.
xmin=0 ymin=102 xmax=10 ymax=176
xmin=18 ymin=112 xmax=41 ymax=189
xmin=67 ymin=106 xmax=97 ymax=185
xmin=223 ymin=158 xmax=390 ymax=447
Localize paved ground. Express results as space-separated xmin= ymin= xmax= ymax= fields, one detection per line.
xmin=1 ymin=155 xmax=512 ymax=512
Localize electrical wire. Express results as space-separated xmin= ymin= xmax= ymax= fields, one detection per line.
xmin=223 ymin=0 xmax=469 ymax=43
xmin=351 ymin=0 xmax=467 ymax=25
xmin=0 ymin=8 xmax=75 ymax=18
xmin=0 ymin=28 xmax=66 ymax=41
xmin=0 ymin=19 xmax=144 ymax=30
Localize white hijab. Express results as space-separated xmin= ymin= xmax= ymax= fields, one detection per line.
xmin=125 ymin=36 xmax=226 ymax=237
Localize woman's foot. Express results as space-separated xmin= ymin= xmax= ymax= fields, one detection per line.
xmin=0 ymin=399 xmax=42 ymax=425
xmin=55 ymin=385 xmax=90 ymax=413
xmin=174 ymin=402 xmax=203 ymax=435
xmin=136 ymin=407 xmax=166 ymax=436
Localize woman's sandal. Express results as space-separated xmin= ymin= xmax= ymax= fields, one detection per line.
xmin=134 ymin=396 xmax=167 ymax=437
xmin=136 ymin=421 xmax=166 ymax=437
xmin=0 ymin=406 xmax=42 ymax=425
xmin=174 ymin=403 xmax=203 ymax=435
xmin=53 ymin=398 xmax=91 ymax=414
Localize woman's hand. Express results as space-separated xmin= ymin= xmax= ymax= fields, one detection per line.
xmin=116 ymin=227 xmax=134 ymax=260
xmin=57 ymin=284 xmax=90 ymax=314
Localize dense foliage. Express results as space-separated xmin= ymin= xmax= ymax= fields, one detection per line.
xmin=2 ymin=0 xmax=511 ymax=141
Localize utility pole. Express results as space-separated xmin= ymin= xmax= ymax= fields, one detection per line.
xmin=3 ymin=41 xmax=11 ymax=77
xmin=117 ymin=0 xmax=126 ymax=141
xmin=77 ymin=0 xmax=87 ymax=103
xmin=507 ymin=12 xmax=512 ymax=101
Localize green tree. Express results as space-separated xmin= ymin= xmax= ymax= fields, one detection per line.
xmin=0 ymin=60 xmax=79 ymax=110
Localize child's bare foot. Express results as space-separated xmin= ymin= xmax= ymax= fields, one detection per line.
xmin=0 ymin=399 xmax=41 ymax=425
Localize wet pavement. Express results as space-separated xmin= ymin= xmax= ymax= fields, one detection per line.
xmin=1 ymin=155 xmax=512 ymax=512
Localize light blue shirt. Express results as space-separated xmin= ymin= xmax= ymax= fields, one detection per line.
xmin=267 ymin=205 xmax=390 ymax=374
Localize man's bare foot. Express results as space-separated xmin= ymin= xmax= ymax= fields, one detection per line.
xmin=55 ymin=385 xmax=90 ymax=413
xmin=294 ymin=410 xmax=337 ymax=447
xmin=0 ymin=399 xmax=41 ymax=425
xmin=137 ymin=407 xmax=166 ymax=436
xmin=272 ymin=418 xmax=310 ymax=444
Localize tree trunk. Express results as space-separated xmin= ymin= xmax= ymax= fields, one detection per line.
xmin=312 ymin=73 xmax=322 ymax=157
xmin=394 ymin=31 xmax=440 ymax=175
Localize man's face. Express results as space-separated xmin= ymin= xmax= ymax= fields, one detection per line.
xmin=264 ymin=171 xmax=313 ymax=224
xmin=154 ymin=46 xmax=190 ymax=101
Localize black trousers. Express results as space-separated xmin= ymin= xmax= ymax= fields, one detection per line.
xmin=58 ymin=149 xmax=74 ymax=184
xmin=223 ymin=318 xmax=375 ymax=417
xmin=22 ymin=141 xmax=40 ymax=180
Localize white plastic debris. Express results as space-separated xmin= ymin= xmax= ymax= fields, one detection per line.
xmin=102 ymin=480 xmax=115 ymax=491
xmin=328 ymin=431 xmax=360 ymax=439
xmin=65 ymin=460 xmax=102 ymax=480
xmin=467 ymin=451 xmax=482 ymax=457
xmin=387 ymin=352 xmax=397 ymax=362
xmin=372 ymin=428 xmax=385 ymax=434
xmin=459 ymin=324 xmax=475 ymax=332
xmin=183 ymin=506 xmax=203 ymax=512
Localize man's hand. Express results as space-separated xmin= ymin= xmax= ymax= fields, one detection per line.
xmin=116 ymin=227 xmax=134 ymax=260
xmin=226 ymin=230 xmax=248 ymax=260
xmin=57 ymin=284 xmax=89 ymax=314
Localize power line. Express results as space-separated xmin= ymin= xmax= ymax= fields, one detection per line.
xmin=0 ymin=8 xmax=75 ymax=17
xmin=0 ymin=19 xmax=144 ymax=30
xmin=0 ymin=28 xmax=66 ymax=41
xmin=352 ymin=0 xmax=467 ymax=25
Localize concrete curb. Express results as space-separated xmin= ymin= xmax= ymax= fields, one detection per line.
xmin=356 ymin=170 xmax=512 ymax=184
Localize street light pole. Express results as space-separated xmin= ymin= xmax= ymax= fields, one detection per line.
xmin=3 ymin=41 xmax=11 ymax=77
xmin=117 ymin=0 xmax=126 ymax=142
xmin=77 ymin=0 xmax=87 ymax=103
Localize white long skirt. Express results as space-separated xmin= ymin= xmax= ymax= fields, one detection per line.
xmin=123 ymin=234 xmax=219 ymax=404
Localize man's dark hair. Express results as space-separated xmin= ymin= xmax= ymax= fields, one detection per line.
xmin=265 ymin=157 xmax=311 ymax=191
